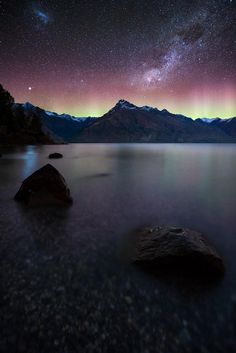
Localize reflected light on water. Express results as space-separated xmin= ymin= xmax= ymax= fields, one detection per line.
xmin=22 ymin=145 xmax=38 ymax=179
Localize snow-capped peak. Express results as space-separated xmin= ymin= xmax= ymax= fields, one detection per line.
xmin=22 ymin=102 xmax=34 ymax=110
xmin=162 ymin=109 xmax=170 ymax=114
xmin=115 ymin=99 xmax=137 ymax=109
xmin=200 ymin=118 xmax=221 ymax=123
xmin=141 ymin=105 xmax=158 ymax=112
xmin=45 ymin=111 xmax=55 ymax=117
xmin=114 ymin=100 xmax=159 ymax=113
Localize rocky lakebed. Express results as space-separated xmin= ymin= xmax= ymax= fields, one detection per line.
xmin=0 ymin=144 xmax=235 ymax=353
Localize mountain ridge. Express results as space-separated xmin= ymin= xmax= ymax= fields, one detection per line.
xmin=76 ymin=100 xmax=236 ymax=143
xmin=0 ymin=84 xmax=56 ymax=145
xmin=0 ymin=83 xmax=236 ymax=144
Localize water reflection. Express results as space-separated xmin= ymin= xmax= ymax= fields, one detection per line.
xmin=0 ymin=143 xmax=236 ymax=353
xmin=21 ymin=145 xmax=38 ymax=178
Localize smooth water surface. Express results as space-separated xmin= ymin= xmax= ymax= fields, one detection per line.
xmin=0 ymin=144 xmax=235 ymax=353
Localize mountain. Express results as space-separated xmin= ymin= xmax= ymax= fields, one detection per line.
xmin=199 ymin=118 xmax=221 ymax=124
xmin=0 ymin=82 xmax=96 ymax=144
xmin=13 ymin=102 xmax=96 ymax=142
xmin=1 ymin=83 xmax=236 ymax=144
xmin=76 ymin=100 xmax=235 ymax=143
xmin=0 ymin=85 xmax=56 ymax=144
xmin=198 ymin=117 xmax=236 ymax=139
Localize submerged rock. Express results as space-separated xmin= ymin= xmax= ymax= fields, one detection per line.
xmin=133 ymin=226 xmax=224 ymax=277
xmin=48 ymin=153 xmax=63 ymax=159
xmin=14 ymin=164 xmax=72 ymax=206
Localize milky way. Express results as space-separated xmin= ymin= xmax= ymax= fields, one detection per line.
xmin=0 ymin=0 xmax=235 ymax=118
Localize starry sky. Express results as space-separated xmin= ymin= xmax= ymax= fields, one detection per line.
xmin=0 ymin=0 xmax=235 ymax=118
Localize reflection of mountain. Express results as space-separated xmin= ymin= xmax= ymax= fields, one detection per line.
xmin=0 ymin=84 xmax=236 ymax=144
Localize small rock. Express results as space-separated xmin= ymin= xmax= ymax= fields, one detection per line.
xmin=48 ymin=152 xmax=63 ymax=159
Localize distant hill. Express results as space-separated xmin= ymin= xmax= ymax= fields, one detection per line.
xmin=197 ymin=117 xmax=236 ymax=139
xmin=13 ymin=102 xmax=96 ymax=142
xmin=76 ymin=100 xmax=235 ymax=143
xmin=0 ymin=84 xmax=236 ymax=144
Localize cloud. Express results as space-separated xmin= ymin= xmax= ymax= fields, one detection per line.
xmin=25 ymin=3 xmax=53 ymax=31
xmin=34 ymin=10 xmax=50 ymax=25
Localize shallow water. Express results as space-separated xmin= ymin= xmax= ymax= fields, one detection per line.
xmin=0 ymin=144 xmax=235 ymax=353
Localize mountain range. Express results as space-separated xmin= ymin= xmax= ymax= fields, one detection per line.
xmin=0 ymin=84 xmax=235 ymax=144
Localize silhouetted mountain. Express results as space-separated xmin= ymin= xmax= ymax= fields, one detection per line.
xmin=14 ymin=102 xmax=96 ymax=142
xmin=197 ymin=117 xmax=236 ymax=139
xmin=0 ymin=85 xmax=55 ymax=144
xmin=76 ymin=100 xmax=235 ymax=143
xmin=1 ymin=84 xmax=236 ymax=144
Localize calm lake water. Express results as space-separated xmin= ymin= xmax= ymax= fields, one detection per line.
xmin=0 ymin=144 xmax=235 ymax=353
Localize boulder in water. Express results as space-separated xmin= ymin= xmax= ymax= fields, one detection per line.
xmin=133 ymin=226 xmax=224 ymax=277
xmin=14 ymin=164 xmax=72 ymax=206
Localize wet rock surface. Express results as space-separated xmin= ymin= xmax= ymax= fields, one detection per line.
xmin=133 ymin=226 xmax=225 ymax=278
xmin=49 ymin=153 xmax=63 ymax=159
xmin=14 ymin=164 xmax=72 ymax=206
xmin=0 ymin=210 xmax=234 ymax=353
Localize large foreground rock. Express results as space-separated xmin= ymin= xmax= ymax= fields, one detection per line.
xmin=133 ymin=226 xmax=224 ymax=277
xmin=14 ymin=164 xmax=73 ymax=206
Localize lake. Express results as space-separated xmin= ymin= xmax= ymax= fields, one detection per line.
xmin=0 ymin=143 xmax=235 ymax=353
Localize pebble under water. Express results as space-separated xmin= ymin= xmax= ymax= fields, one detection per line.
xmin=0 ymin=144 xmax=235 ymax=353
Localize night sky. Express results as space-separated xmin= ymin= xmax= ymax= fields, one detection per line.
xmin=0 ymin=0 xmax=235 ymax=118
